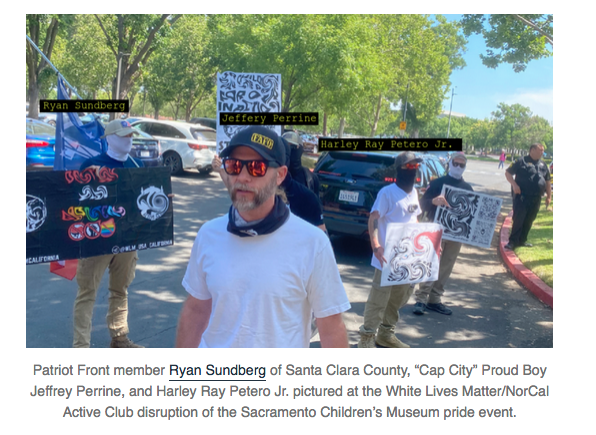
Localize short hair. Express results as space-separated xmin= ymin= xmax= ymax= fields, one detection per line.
xmin=529 ymin=143 xmax=544 ymax=152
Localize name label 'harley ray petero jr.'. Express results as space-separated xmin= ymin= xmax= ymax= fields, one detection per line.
xmin=317 ymin=138 xmax=463 ymax=152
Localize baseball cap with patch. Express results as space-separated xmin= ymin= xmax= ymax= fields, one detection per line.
xmin=101 ymin=119 xmax=136 ymax=138
xmin=221 ymin=126 xmax=286 ymax=166
xmin=450 ymin=152 xmax=467 ymax=163
xmin=395 ymin=151 xmax=422 ymax=167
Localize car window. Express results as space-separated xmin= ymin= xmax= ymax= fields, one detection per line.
xmin=191 ymin=129 xmax=216 ymax=141
xmin=318 ymin=153 xmax=396 ymax=180
xmin=150 ymin=123 xmax=185 ymax=139
xmin=133 ymin=122 xmax=152 ymax=133
xmin=26 ymin=122 xmax=34 ymax=135
xmin=32 ymin=122 xmax=56 ymax=136
xmin=132 ymin=129 xmax=152 ymax=139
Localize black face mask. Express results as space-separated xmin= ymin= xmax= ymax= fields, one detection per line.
xmin=227 ymin=195 xmax=290 ymax=237
xmin=396 ymin=169 xmax=417 ymax=193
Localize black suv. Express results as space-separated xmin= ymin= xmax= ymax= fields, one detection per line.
xmin=314 ymin=151 xmax=446 ymax=238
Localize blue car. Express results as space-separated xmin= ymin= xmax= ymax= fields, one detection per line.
xmin=26 ymin=118 xmax=55 ymax=168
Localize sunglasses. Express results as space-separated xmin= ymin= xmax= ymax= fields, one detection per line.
xmin=403 ymin=163 xmax=420 ymax=170
xmin=452 ymin=161 xmax=466 ymax=168
xmin=222 ymin=157 xmax=279 ymax=177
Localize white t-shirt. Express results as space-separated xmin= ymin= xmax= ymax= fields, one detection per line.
xmin=182 ymin=214 xmax=351 ymax=348
xmin=370 ymin=184 xmax=421 ymax=270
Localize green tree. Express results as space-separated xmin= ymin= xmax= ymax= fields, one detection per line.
xmin=52 ymin=15 xmax=113 ymax=99
xmin=491 ymin=103 xmax=533 ymax=153
xmin=93 ymin=14 xmax=182 ymax=109
xmin=26 ymin=14 xmax=70 ymax=118
xmin=461 ymin=14 xmax=552 ymax=72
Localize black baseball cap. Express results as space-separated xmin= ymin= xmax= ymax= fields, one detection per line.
xmin=220 ymin=126 xmax=286 ymax=166
xmin=395 ymin=152 xmax=422 ymax=168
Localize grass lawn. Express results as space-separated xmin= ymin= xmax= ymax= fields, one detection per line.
xmin=515 ymin=199 xmax=553 ymax=288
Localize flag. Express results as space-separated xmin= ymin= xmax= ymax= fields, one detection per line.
xmin=53 ymin=75 xmax=107 ymax=171
xmin=49 ymin=260 xmax=78 ymax=281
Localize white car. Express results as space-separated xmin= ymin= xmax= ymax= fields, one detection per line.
xmin=131 ymin=119 xmax=216 ymax=175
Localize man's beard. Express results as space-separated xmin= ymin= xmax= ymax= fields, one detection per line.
xmin=230 ymin=176 xmax=278 ymax=212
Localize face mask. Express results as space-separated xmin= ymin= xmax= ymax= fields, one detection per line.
xmin=106 ymin=134 xmax=133 ymax=162
xmin=396 ymin=168 xmax=417 ymax=193
xmin=448 ymin=160 xmax=465 ymax=179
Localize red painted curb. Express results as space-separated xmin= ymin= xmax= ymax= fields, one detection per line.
xmin=499 ymin=211 xmax=553 ymax=308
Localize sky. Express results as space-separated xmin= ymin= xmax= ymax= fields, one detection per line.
xmin=440 ymin=14 xmax=553 ymax=124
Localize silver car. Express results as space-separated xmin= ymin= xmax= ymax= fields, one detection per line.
xmin=131 ymin=119 xmax=216 ymax=175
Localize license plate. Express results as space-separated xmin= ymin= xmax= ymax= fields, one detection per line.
xmin=338 ymin=190 xmax=359 ymax=203
xmin=140 ymin=151 xmax=150 ymax=157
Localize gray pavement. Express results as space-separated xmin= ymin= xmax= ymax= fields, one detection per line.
xmin=26 ymin=158 xmax=552 ymax=348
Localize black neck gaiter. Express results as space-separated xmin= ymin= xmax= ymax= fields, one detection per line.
xmin=395 ymin=169 xmax=417 ymax=193
xmin=227 ymin=195 xmax=290 ymax=237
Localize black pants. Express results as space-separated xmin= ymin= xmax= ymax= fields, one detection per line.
xmin=509 ymin=194 xmax=541 ymax=245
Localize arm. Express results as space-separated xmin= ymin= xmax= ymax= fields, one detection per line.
xmin=316 ymin=313 xmax=349 ymax=348
xmin=545 ymin=180 xmax=552 ymax=209
xmin=175 ymin=295 xmax=212 ymax=348
xmin=505 ymin=171 xmax=521 ymax=195
xmin=212 ymin=155 xmax=230 ymax=190
xmin=368 ymin=210 xmax=386 ymax=266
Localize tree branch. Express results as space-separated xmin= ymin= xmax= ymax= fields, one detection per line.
xmin=94 ymin=14 xmax=118 ymax=57
xmin=512 ymin=14 xmax=553 ymax=45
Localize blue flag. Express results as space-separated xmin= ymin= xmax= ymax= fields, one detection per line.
xmin=54 ymin=76 xmax=107 ymax=170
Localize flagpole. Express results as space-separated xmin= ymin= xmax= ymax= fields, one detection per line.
xmin=26 ymin=34 xmax=83 ymax=100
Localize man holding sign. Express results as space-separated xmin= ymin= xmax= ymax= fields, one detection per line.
xmin=73 ymin=120 xmax=144 ymax=348
xmin=414 ymin=152 xmax=473 ymax=316
xmin=358 ymin=152 xmax=422 ymax=349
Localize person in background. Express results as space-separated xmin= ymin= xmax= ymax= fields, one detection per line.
xmin=499 ymin=150 xmax=506 ymax=169
xmin=504 ymin=143 xmax=551 ymax=250
xmin=413 ymin=152 xmax=473 ymax=316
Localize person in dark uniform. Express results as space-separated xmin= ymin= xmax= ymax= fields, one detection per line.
xmin=504 ymin=143 xmax=552 ymax=250
xmin=282 ymin=131 xmax=321 ymax=197
xmin=414 ymin=152 xmax=473 ymax=316
xmin=280 ymin=137 xmax=327 ymax=233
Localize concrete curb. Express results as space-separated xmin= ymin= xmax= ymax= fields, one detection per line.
xmin=499 ymin=211 xmax=553 ymax=308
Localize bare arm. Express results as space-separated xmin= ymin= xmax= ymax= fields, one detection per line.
xmin=368 ymin=210 xmax=386 ymax=266
xmin=212 ymin=155 xmax=230 ymax=190
xmin=316 ymin=313 xmax=349 ymax=348
xmin=175 ymin=295 xmax=212 ymax=348
xmin=505 ymin=171 xmax=521 ymax=195
xmin=545 ymin=180 xmax=552 ymax=209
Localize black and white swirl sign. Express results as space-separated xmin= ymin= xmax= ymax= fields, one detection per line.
xmin=137 ymin=186 xmax=169 ymax=221
xmin=26 ymin=194 xmax=47 ymax=233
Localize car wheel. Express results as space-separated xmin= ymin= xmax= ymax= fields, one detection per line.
xmin=163 ymin=152 xmax=183 ymax=175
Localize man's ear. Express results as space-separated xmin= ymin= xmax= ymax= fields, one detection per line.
xmin=276 ymin=166 xmax=288 ymax=185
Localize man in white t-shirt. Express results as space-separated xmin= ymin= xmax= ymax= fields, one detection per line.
xmin=176 ymin=126 xmax=351 ymax=348
xmin=358 ymin=152 xmax=422 ymax=349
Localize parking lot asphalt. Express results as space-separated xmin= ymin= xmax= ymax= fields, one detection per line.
xmin=26 ymin=158 xmax=552 ymax=348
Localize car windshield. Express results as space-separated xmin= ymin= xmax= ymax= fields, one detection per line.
xmin=191 ymin=129 xmax=216 ymax=141
xmin=28 ymin=121 xmax=56 ymax=136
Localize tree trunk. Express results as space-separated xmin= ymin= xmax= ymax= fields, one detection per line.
xmin=323 ymin=112 xmax=328 ymax=136
xmin=338 ymin=117 xmax=346 ymax=138
xmin=370 ymin=93 xmax=383 ymax=137
xmin=27 ymin=72 xmax=39 ymax=119
xmin=154 ymin=108 xmax=160 ymax=120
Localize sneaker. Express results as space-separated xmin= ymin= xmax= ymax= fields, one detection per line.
xmin=376 ymin=327 xmax=410 ymax=348
xmin=504 ymin=243 xmax=516 ymax=250
xmin=413 ymin=302 xmax=426 ymax=315
xmin=522 ymin=242 xmax=533 ymax=247
xmin=426 ymin=303 xmax=452 ymax=316
xmin=357 ymin=332 xmax=377 ymax=348
xmin=110 ymin=336 xmax=144 ymax=348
